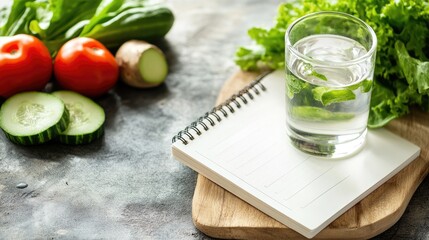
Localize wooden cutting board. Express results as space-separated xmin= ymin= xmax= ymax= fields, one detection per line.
xmin=191 ymin=71 xmax=429 ymax=239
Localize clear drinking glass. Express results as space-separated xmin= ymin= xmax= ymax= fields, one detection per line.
xmin=285 ymin=12 xmax=377 ymax=158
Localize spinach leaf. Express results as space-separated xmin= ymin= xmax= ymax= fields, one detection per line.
xmin=28 ymin=0 xmax=102 ymax=40
xmin=0 ymin=0 xmax=36 ymax=36
xmin=24 ymin=0 xmax=102 ymax=54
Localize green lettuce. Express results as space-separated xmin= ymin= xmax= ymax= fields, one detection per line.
xmin=235 ymin=0 xmax=429 ymax=128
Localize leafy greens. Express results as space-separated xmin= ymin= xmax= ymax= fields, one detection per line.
xmin=0 ymin=0 xmax=174 ymax=55
xmin=235 ymin=0 xmax=429 ymax=128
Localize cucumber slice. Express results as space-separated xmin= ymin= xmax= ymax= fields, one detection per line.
xmin=52 ymin=91 xmax=105 ymax=145
xmin=0 ymin=92 xmax=69 ymax=145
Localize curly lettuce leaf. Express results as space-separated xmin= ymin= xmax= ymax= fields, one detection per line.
xmin=395 ymin=41 xmax=429 ymax=95
xmin=235 ymin=46 xmax=265 ymax=71
xmin=368 ymin=82 xmax=400 ymax=128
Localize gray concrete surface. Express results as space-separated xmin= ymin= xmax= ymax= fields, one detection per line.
xmin=0 ymin=0 xmax=428 ymax=239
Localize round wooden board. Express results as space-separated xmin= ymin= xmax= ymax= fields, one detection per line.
xmin=191 ymin=71 xmax=429 ymax=239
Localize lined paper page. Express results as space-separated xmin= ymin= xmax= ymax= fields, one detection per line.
xmin=172 ymin=70 xmax=421 ymax=238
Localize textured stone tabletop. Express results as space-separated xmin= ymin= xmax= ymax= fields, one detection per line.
xmin=0 ymin=0 xmax=428 ymax=239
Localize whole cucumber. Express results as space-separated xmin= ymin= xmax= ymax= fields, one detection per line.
xmin=81 ymin=6 xmax=174 ymax=49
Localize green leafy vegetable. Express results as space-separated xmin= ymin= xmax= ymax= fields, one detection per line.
xmin=367 ymin=82 xmax=399 ymax=128
xmin=80 ymin=4 xmax=174 ymax=49
xmin=0 ymin=0 xmax=174 ymax=55
xmin=312 ymin=87 xmax=356 ymax=106
xmin=235 ymin=0 xmax=429 ymax=128
xmin=0 ymin=0 xmax=36 ymax=36
xmin=303 ymin=63 xmax=328 ymax=81
xmin=291 ymin=106 xmax=354 ymax=121
xmin=286 ymin=73 xmax=308 ymax=98
xmin=395 ymin=41 xmax=429 ymax=95
xmin=310 ymin=70 xmax=328 ymax=81
xmin=360 ymin=79 xmax=373 ymax=93
xmin=28 ymin=0 xmax=102 ymax=40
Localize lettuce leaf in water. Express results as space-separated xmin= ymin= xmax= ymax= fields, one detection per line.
xmin=235 ymin=0 xmax=429 ymax=128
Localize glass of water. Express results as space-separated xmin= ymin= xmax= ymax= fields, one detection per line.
xmin=285 ymin=12 xmax=377 ymax=158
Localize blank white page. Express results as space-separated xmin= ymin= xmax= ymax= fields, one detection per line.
xmin=171 ymin=70 xmax=421 ymax=238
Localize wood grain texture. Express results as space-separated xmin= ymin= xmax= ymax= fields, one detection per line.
xmin=192 ymin=71 xmax=429 ymax=239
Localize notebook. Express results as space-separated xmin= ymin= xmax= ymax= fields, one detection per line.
xmin=171 ymin=70 xmax=420 ymax=239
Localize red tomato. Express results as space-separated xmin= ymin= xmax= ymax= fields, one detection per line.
xmin=54 ymin=37 xmax=118 ymax=98
xmin=0 ymin=34 xmax=52 ymax=98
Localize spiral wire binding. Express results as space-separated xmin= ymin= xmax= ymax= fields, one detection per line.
xmin=172 ymin=71 xmax=271 ymax=145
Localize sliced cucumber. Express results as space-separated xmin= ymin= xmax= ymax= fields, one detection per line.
xmin=52 ymin=91 xmax=105 ymax=145
xmin=0 ymin=92 xmax=69 ymax=145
